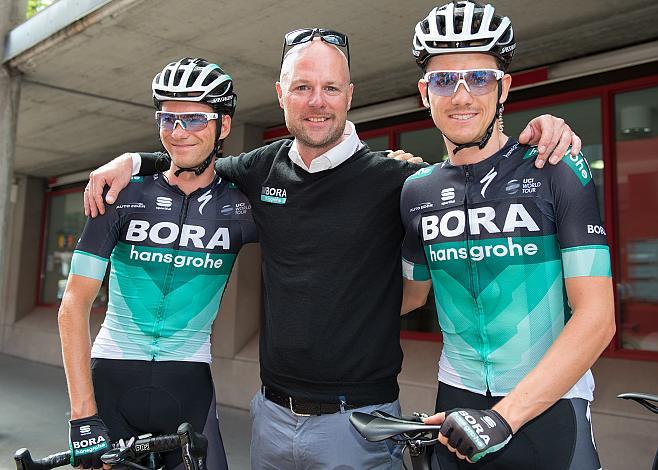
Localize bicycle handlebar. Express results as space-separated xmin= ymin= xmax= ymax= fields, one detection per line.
xmin=14 ymin=423 xmax=207 ymax=470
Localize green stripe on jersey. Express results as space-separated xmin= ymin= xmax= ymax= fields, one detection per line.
xmin=70 ymin=250 xmax=109 ymax=280
xmin=561 ymin=245 xmax=611 ymax=277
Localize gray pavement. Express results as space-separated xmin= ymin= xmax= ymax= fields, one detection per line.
xmin=2 ymin=354 xmax=658 ymax=469
xmin=0 ymin=354 xmax=251 ymax=470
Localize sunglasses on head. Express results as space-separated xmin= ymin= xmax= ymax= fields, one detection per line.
xmin=155 ymin=111 xmax=219 ymax=132
xmin=423 ymin=69 xmax=504 ymax=97
xmin=280 ymin=28 xmax=350 ymax=69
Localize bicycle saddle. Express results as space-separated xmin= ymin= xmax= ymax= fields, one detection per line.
xmin=617 ymin=393 xmax=658 ymax=414
xmin=349 ymin=411 xmax=442 ymax=442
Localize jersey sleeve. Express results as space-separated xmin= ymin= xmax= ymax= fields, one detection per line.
xmin=551 ymin=151 xmax=611 ymax=278
xmin=137 ymin=152 xmax=170 ymax=176
xmin=233 ymin=187 xmax=258 ymax=244
xmin=400 ymin=178 xmax=430 ymax=281
xmin=69 ymin=189 xmax=123 ymax=280
xmin=214 ymin=147 xmax=265 ymax=195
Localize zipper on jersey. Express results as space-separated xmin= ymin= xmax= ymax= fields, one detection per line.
xmin=151 ymin=193 xmax=190 ymax=360
xmin=464 ymin=166 xmax=492 ymax=393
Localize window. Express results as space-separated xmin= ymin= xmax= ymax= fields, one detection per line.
xmin=614 ymin=86 xmax=658 ymax=352
xmin=504 ymin=98 xmax=605 ymax=219
xmin=362 ymin=135 xmax=388 ymax=152
xmin=40 ymin=187 xmax=108 ymax=307
xmin=399 ymin=126 xmax=447 ymax=164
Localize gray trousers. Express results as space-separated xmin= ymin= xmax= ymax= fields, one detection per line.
xmin=249 ymin=390 xmax=403 ymax=469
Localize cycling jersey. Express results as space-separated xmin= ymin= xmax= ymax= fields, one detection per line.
xmin=70 ymin=174 xmax=257 ymax=363
xmin=400 ymin=140 xmax=611 ymax=399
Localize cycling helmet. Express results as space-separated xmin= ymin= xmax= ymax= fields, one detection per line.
xmin=153 ymin=57 xmax=237 ymax=117
xmin=152 ymin=58 xmax=237 ymax=176
xmin=413 ymin=1 xmax=515 ymax=71
xmin=412 ymin=2 xmax=515 ymax=154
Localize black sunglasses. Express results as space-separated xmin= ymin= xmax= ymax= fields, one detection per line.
xmin=280 ymin=28 xmax=350 ymax=69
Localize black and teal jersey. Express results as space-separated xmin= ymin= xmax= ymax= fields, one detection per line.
xmin=400 ymin=139 xmax=611 ymax=399
xmin=70 ymin=174 xmax=257 ymax=363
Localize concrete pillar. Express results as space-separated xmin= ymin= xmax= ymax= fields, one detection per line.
xmin=0 ymin=0 xmax=25 ymax=352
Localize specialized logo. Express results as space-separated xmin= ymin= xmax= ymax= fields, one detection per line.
xmin=480 ymin=168 xmax=497 ymax=198
xmin=441 ymin=188 xmax=456 ymax=205
xmin=421 ymin=204 xmax=540 ymax=240
xmin=500 ymin=43 xmax=516 ymax=54
xmin=207 ymin=95 xmax=234 ymax=104
xmin=156 ymin=197 xmax=172 ymax=210
xmin=261 ymin=186 xmax=287 ymax=204
xmin=126 ymin=220 xmax=230 ymax=249
xmin=197 ymin=190 xmax=212 ymax=215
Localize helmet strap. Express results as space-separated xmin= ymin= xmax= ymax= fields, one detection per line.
xmin=450 ymin=82 xmax=503 ymax=155
xmin=173 ymin=118 xmax=223 ymax=177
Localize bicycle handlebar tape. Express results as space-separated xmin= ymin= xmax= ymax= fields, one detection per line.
xmin=14 ymin=448 xmax=70 ymax=470
xmin=68 ymin=414 xmax=110 ymax=468
xmin=177 ymin=423 xmax=208 ymax=470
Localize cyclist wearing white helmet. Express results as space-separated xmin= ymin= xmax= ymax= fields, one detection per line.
xmin=401 ymin=2 xmax=615 ymax=468
xmin=58 ymin=58 xmax=256 ymax=469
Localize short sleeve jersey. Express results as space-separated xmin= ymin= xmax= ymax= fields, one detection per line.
xmin=400 ymin=140 xmax=611 ymax=399
xmin=70 ymin=174 xmax=257 ymax=363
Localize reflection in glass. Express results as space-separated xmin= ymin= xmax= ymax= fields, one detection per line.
xmin=615 ymin=86 xmax=658 ymax=352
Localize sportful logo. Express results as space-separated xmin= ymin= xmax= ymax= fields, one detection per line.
xmin=480 ymin=168 xmax=497 ymax=198
xmin=261 ymin=186 xmax=287 ymax=204
xmin=197 ymin=190 xmax=212 ymax=215
xmin=441 ymin=188 xmax=456 ymax=205
xmin=156 ymin=197 xmax=172 ymax=210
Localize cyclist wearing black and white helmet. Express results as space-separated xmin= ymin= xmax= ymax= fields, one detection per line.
xmin=59 ymin=58 xmax=255 ymax=469
xmin=402 ymin=2 xmax=614 ymax=469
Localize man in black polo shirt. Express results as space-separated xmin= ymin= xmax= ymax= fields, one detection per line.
xmin=84 ymin=30 xmax=581 ymax=469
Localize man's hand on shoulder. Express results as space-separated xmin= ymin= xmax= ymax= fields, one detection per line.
xmin=518 ymin=114 xmax=582 ymax=168
xmin=387 ymin=149 xmax=426 ymax=165
xmin=85 ymin=153 xmax=136 ymax=218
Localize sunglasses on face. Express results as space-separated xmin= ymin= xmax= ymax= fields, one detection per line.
xmin=423 ymin=69 xmax=505 ymax=97
xmin=280 ymin=28 xmax=350 ymax=68
xmin=155 ymin=112 xmax=219 ymax=132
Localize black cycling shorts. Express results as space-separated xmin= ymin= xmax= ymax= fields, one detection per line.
xmin=91 ymin=358 xmax=228 ymax=470
xmin=431 ymin=382 xmax=601 ymax=470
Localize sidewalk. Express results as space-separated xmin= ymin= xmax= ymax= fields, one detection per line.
xmin=2 ymin=353 xmax=658 ymax=469
xmin=0 ymin=354 xmax=251 ymax=470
